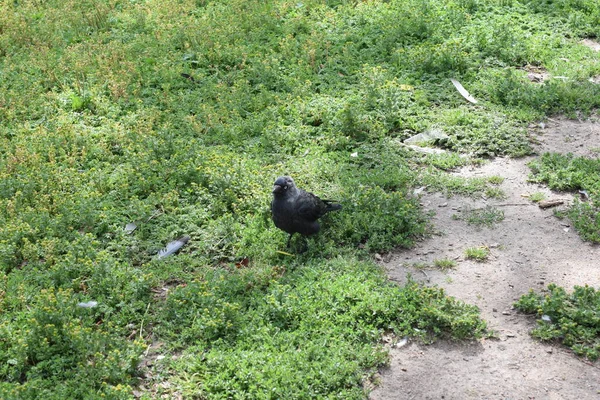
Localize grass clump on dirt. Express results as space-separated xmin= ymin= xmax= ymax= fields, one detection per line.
xmin=464 ymin=247 xmax=490 ymax=262
xmin=433 ymin=258 xmax=458 ymax=271
xmin=515 ymin=284 xmax=600 ymax=361
xmin=527 ymin=192 xmax=547 ymax=203
xmin=529 ymin=153 xmax=600 ymax=242
xmin=420 ymin=171 xmax=507 ymax=199
xmin=453 ymin=205 xmax=505 ymax=228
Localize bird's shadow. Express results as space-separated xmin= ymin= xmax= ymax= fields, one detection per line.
xmin=284 ymin=233 xmax=344 ymax=260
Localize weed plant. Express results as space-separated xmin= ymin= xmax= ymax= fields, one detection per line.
xmin=464 ymin=247 xmax=490 ymax=261
xmin=433 ymin=258 xmax=458 ymax=271
xmin=515 ymin=284 xmax=600 ymax=360
xmin=529 ymin=153 xmax=600 ymax=242
xmin=528 ymin=192 xmax=547 ymax=203
xmin=453 ymin=206 xmax=505 ymax=228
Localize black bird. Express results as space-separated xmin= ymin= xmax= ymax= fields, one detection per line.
xmin=271 ymin=176 xmax=342 ymax=248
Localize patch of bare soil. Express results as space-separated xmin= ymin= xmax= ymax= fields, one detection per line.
xmin=581 ymin=39 xmax=600 ymax=52
xmin=371 ymin=118 xmax=600 ymax=400
xmin=522 ymin=65 xmax=550 ymax=84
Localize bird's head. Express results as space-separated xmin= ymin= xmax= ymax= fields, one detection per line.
xmin=272 ymin=176 xmax=295 ymax=195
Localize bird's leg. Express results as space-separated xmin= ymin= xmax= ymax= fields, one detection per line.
xmin=297 ymin=236 xmax=309 ymax=254
xmin=286 ymin=233 xmax=294 ymax=248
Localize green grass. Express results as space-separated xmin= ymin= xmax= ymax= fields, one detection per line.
xmin=1 ymin=0 xmax=600 ymax=397
xmin=487 ymin=175 xmax=505 ymax=185
xmin=453 ymin=205 xmax=505 ymax=227
xmin=433 ymin=258 xmax=458 ymax=271
xmin=529 ymin=153 xmax=600 ymax=242
xmin=464 ymin=246 xmax=490 ymax=262
xmin=153 ymin=259 xmax=485 ymax=398
xmin=527 ymin=191 xmax=547 ymax=203
xmin=421 ymin=170 xmax=507 ymax=199
xmin=515 ymin=284 xmax=600 ymax=361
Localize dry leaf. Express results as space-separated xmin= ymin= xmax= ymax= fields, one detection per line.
xmin=235 ymin=257 xmax=249 ymax=268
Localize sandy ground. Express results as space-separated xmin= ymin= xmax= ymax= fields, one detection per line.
xmin=371 ymin=118 xmax=600 ymax=400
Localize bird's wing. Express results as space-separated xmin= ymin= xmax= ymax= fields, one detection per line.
xmin=294 ymin=191 xmax=327 ymax=221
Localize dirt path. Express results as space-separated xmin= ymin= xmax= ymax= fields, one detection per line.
xmin=371 ymin=118 xmax=600 ymax=400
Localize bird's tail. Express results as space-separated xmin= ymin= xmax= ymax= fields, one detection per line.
xmin=323 ymin=200 xmax=342 ymax=212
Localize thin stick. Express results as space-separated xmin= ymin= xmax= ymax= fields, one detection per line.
xmin=140 ymin=303 xmax=151 ymax=340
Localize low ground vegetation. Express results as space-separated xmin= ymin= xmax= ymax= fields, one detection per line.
xmin=529 ymin=153 xmax=600 ymax=243
xmin=464 ymin=246 xmax=491 ymax=262
xmin=1 ymin=0 xmax=599 ymax=397
xmin=515 ymin=284 xmax=600 ymax=361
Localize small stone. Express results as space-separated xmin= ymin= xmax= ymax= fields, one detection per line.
xmin=439 ymin=202 xmax=448 ymax=207
xmin=493 ymin=308 xmax=498 ymax=312
xmin=413 ymin=186 xmax=426 ymax=196
xmin=375 ymin=253 xmax=383 ymax=262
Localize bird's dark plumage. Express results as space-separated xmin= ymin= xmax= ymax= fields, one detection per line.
xmin=271 ymin=176 xmax=342 ymax=248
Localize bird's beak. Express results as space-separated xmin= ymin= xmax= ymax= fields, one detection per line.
xmin=272 ymin=184 xmax=283 ymax=194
